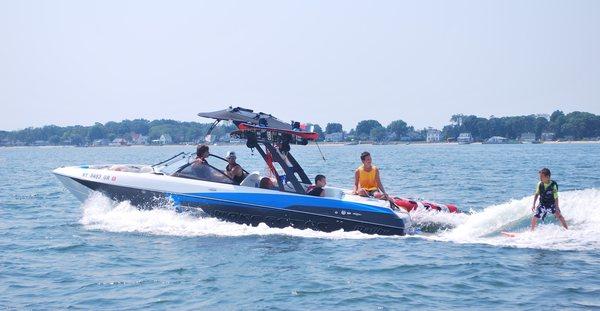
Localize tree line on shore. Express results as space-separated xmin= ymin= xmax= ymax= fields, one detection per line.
xmin=1 ymin=110 xmax=598 ymax=146
xmin=325 ymin=110 xmax=599 ymax=142
xmin=441 ymin=110 xmax=600 ymax=141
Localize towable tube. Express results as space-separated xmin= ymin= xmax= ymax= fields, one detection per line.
xmin=393 ymin=197 xmax=459 ymax=213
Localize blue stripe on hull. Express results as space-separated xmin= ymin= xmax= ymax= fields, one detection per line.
xmin=171 ymin=193 xmax=404 ymax=235
xmin=175 ymin=192 xmax=394 ymax=214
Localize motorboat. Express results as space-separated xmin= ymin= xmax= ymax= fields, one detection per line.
xmin=54 ymin=107 xmax=414 ymax=236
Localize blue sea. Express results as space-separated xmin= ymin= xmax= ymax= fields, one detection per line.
xmin=2 ymin=143 xmax=600 ymax=310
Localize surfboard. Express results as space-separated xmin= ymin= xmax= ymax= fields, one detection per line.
xmin=501 ymin=231 xmax=519 ymax=237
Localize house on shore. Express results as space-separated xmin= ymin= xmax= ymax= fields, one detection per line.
xmin=484 ymin=136 xmax=508 ymax=144
xmin=109 ymin=138 xmax=129 ymax=147
xmin=159 ymin=134 xmax=173 ymax=145
xmin=426 ymin=128 xmax=442 ymax=143
xmin=541 ymin=132 xmax=555 ymax=141
xmin=131 ymin=133 xmax=148 ymax=145
xmin=457 ymin=133 xmax=473 ymax=144
xmin=520 ymin=132 xmax=537 ymax=143
xmin=151 ymin=134 xmax=173 ymax=145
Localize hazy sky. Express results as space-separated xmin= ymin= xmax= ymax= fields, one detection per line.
xmin=1 ymin=0 xmax=599 ymax=131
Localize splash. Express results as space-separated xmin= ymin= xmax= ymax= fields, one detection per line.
xmin=79 ymin=189 xmax=600 ymax=250
xmin=434 ymin=188 xmax=600 ymax=251
xmin=79 ymin=192 xmax=387 ymax=240
xmin=408 ymin=208 xmax=469 ymax=232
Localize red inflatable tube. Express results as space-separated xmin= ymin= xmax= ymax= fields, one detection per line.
xmin=393 ymin=197 xmax=459 ymax=213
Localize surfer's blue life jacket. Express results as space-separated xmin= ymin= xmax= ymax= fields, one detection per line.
xmin=538 ymin=180 xmax=557 ymax=206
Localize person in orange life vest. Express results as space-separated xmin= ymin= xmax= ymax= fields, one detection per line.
xmin=353 ymin=151 xmax=390 ymax=200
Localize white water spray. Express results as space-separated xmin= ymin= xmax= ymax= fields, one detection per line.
xmin=80 ymin=192 xmax=384 ymax=240
xmin=79 ymin=189 xmax=600 ymax=250
xmin=434 ymin=188 xmax=600 ymax=251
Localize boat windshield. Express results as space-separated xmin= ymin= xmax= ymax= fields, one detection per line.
xmin=174 ymin=161 xmax=234 ymax=184
xmin=155 ymin=152 xmax=241 ymax=185
xmin=152 ymin=152 xmax=192 ymax=175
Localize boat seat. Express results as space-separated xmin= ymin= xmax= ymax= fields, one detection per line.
xmin=108 ymin=165 xmax=154 ymax=173
xmin=322 ymin=187 xmax=344 ymax=199
xmin=240 ymin=171 xmax=261 ymax=188
xmin=139 ymin=166 xmax=154 ymax=173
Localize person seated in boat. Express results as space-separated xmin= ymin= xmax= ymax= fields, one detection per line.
xmin=195 ymin=144 xmax=210 ymax=164
xmin=531 ymin=167 xmax=568 ymax=231
xmin=224 ymin=151 xmax=246 ymax=185
xmin=188 ymin=144 xmax=211 ymax=179
xmin=259 ymin=177 xmax=276 ymax=190
xmin=353 ymin=151 xmax=390 ymax=200
xmin=306 ymin=174 xmax=326 ymax=197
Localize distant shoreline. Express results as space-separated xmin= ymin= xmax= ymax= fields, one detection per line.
xmin=2 ymin=140 xmax=599 ymax=149
xmin=314 ymin=140 xmax=600 ymax=147
xmin=3 ymin=110 xmax=599 ymax=148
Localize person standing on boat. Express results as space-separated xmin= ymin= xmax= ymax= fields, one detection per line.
xmin=224 ymin=151 xmax=246 ymax=185
xmin=353 ymin=151 xmax=389 ymax=200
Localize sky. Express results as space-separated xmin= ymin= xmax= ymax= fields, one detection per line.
xmin=1 ymin=0 xmax=599 ymax=131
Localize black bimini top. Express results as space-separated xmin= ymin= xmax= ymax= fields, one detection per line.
xmin=198 ymin=106 xmax=292 ymax=130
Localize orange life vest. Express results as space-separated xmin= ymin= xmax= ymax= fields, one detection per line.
xmin=358 ymin=165 xmax=378 ymax=191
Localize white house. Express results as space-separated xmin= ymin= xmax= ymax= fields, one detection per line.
xmin=485 ymin=136 xmax=508 ymax=144
xmin=159 ymin=134 xmax=173 ymax=145
xmin=426 ymin=128 xmax=442 ymax=143
xmin=131 ymin=133 xmax=148 ymax=145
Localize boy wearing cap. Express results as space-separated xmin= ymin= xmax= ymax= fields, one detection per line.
xmin=225 ymin=151 xmax=246 ymax=185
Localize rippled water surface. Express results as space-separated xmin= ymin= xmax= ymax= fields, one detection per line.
xmin=2 ymin=144 xmax=600 ymax=309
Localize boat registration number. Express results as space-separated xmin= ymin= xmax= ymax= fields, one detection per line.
xmin=82 ymin=172 xmax=117 ymax=182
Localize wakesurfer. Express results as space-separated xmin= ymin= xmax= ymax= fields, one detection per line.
xmin=531 ymin=168 xmax=568 ymax=231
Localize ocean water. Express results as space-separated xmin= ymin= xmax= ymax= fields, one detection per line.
xmin=1 ymin=143 xmax=600 ymax=310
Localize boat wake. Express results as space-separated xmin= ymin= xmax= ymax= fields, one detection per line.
xmin=408 ymin=208 xmax=469 ymax=232
xmin=430 ymin=188 xmax=600 ymax=251
xmin=79 ymin=189 xmax=600 ymax=250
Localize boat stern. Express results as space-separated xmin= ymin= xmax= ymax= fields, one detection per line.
xmin=393 ymin=209 xmax=413 ymax=234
